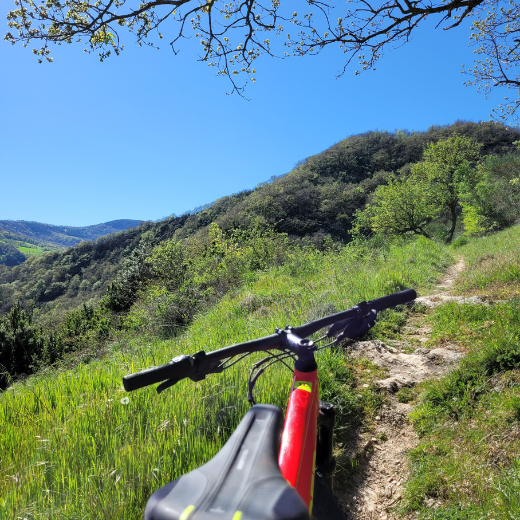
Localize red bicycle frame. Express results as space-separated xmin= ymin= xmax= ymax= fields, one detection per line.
xmin=279 ymin=368 xmax=320 ymax=515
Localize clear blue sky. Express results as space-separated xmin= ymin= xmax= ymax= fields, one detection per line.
xmin=0 ymin=12 xmax=505 ymax=227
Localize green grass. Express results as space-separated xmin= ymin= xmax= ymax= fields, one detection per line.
xmin=454 ymin=224 xmax=520 ymax=297
xmin=17 ymin=245 xmax=46 ymax=256
xmin=0 ymin=236 xmax=451 ymax=519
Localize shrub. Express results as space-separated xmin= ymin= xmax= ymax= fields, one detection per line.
xmin=0 ymin=303 xmax=62 ymax=389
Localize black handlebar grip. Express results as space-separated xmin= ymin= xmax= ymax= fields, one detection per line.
xmin=367 ymin=288 xmax=417 ymax=311
xmin=123 ymin=355 xmax=195 ymax=392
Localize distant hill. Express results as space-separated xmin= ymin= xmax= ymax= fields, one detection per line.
xmin=0 ymin=219 xmax=143 ymax=266
xmin=1 ymin=121 xmax=519 ymax=320
xmin=0 ymin=219 xmax=143 ymax=247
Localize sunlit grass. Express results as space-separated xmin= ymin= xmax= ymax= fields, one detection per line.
xmin=0 ymin=236 xmax=451 ymax=519
xmin=454 ymin=224 xmax=520 ymax=297
xmin=17 ymin=246 xmax=45 ymax=257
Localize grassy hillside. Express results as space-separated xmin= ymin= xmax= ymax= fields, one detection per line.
xmin=1 ymin=224 xmax=520 ymax=519
xmin=0 ymin=235 xmax=451 ymax=519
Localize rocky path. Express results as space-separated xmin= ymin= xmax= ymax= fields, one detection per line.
xmin=336 ymin=257 xmax=466 ymax=519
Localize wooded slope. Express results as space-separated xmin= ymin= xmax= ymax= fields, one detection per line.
xmin=0 ymin=121 xmax=517 ymax=319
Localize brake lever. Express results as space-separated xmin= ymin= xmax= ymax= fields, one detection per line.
xmin=341 ymin=309 xmax=378 ymax=340
xmin=327 ymin=316 xmax=355 ymax=337
xmin=189 ymin=350 xmax=226 ymax=381
xmin=327 ymin=305 xmax=363 ymax=337
xmin=157 ymin=378 xmax=181 ymax=393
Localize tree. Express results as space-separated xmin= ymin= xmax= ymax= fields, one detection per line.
xmin=463 ymin=1 xmax=520 ymax=122
xmin=354 ymin=135 xmax=482 ymax=242
xmin=354 ymin=174 xmax=440 ymax=238
xmin=412 ymin=135 xmax=481 ymax=242
xmin=0 ymin=303 xmax=44 ymax=388
xmin=0 ymin=243 xmax=26 ymax=267
xmin=3 ymin=0 xmax=520 ymax=107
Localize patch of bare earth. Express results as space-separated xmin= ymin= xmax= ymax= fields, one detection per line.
xmin=335 ymin=257 xmax=466 ymax=519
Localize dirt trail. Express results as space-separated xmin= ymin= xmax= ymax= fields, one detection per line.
xmin=336 ymin=257 xmax=466 ymax=519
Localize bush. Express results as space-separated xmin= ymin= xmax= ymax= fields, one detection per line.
xmin=136 ymin=224 xmax=293 ymax=337
xmin=0 ymin=303 xmax=62 ymax=389
xmin=451 ymin=236 xmax=469 ymax=248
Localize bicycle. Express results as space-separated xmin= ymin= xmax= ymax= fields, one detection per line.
xmin=123 ymin=288 xmax=417 ymax=520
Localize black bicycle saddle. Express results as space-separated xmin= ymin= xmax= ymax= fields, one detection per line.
xmin=144 ymin=404 xmax=310 ymax=520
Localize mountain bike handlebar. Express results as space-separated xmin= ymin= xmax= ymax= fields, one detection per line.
xmin=123 ymin=288 xmax=417 ymax=392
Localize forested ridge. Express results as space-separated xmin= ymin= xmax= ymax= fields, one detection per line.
xmin=0 ymin=121 xmax=518 ymax=321
xmin=0 ymin=219 xmax=143 ymax=247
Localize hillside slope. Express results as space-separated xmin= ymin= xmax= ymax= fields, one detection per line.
xmin=180 ymin=121 xmax=520 ymax=242
xmin=0 ymin=121 xmax=518 ymax=320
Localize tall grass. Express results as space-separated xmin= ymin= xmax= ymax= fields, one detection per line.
xmin=455 ymin=224 xmax=520 ymax=295
xmin=0 ymin=236 xmax=451 ymax=519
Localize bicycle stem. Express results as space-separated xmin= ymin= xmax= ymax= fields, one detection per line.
xmin=276 ymin=327 xmax=318 ymax=372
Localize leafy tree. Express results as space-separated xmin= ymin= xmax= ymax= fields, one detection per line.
xmin=463 ymin=3 xmax=520 ymax=121
xmin=146 ymin=239 xmax=189 ymax=292
xmin=0 ymin=303 xmax=62 ymax=389
xmin=354 ymin=175 xmax=440 ymax=238
xmin=0 ymin=303 xmax=36 ymax=387
xmin=355 ymin=136 xmax=482 ymax=241
xmin=4 ymin=0 xmax=520 ymax=110
xmin=103 ymin=242 xmax=153 ymax=313
xmin=411 ymin=135 xmax=481 ymax=242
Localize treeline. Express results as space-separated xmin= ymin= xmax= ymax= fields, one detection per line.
xmin=1 ymin=121 xmax=519 ymax=325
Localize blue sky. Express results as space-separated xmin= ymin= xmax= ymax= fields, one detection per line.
xmin=0 ymin=11 xmax=506 ymax=227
